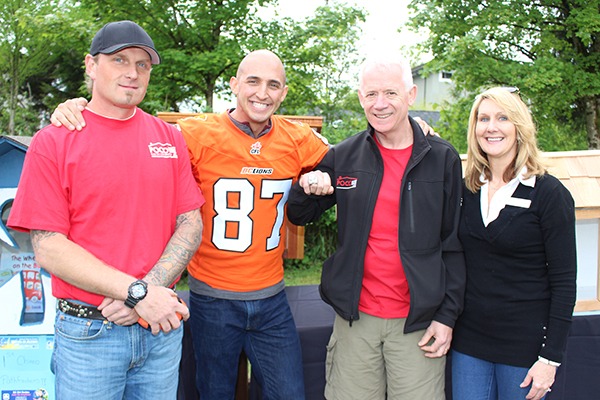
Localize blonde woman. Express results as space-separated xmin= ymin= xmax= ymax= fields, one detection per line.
xmin=451 ymin=87 xmax=577 ymax=400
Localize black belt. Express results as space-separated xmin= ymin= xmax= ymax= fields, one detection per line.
xmin=57 ymin=299 xmax=106 ymax=320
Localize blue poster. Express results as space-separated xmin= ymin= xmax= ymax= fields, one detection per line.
xmin=0 ymin=336 xmax=54 ymax=399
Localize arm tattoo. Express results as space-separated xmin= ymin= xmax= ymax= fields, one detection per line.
xmin=30 ymin=230 xmax=59 ymax=253
xmin=145 ymin=210 xmax=202 ymax=287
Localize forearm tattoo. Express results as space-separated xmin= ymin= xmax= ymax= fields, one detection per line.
xmin=145 ymin=210 xmax=202 ymax=287
xmin=30 ymin=230 xmax=59 ymax=253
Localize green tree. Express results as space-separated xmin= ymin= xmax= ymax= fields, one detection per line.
xmin=0 ymin=0 xmax=95 ymax=136
xmin=409 ymin=0 xmax=599 ymax=150
xmin=261 ymin=4 xmax=365 ymax=118
xmin=0 ymin=0 xmax=57 ymax=135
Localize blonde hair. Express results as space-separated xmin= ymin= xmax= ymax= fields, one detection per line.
xmin=464 ymin=87 xmax=546 ymax=193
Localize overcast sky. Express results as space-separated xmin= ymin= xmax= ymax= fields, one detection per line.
xmin=273 ymin=0 xmax=420 ymax=58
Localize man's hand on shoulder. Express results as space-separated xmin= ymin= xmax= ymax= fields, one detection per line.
xmin=50 ymin=98 xmax=89 ymax=131
xmin=413 ymin=116 xmax=439 ymax=137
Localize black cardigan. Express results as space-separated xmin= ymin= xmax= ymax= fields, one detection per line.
xmin=452 ymin=174 xmax=577 ymax=367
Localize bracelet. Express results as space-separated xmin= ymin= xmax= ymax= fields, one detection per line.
xmin=538 ymin=356 xmax=561 ymax=367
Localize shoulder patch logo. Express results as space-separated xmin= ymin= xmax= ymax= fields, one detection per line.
xmin=250 ymin=141 xmax=262 ymax=155
xmin=148 ymin=142 xmax=178 ymax=158
xmin=336 ymin=176 xmax=357 ymax=189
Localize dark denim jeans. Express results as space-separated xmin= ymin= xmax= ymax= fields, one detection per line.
xmin=189 ymin=290 xmax=305 ymax=400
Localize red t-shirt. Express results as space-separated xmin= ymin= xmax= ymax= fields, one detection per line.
xmin=8 ymin=108 xmax=204 ymax=305
xmin=359 ymin=139 xmax=412 ymax=318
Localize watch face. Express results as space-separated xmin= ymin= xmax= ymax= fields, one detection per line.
xmin=131 ymin=283 xmax=146 ymax=299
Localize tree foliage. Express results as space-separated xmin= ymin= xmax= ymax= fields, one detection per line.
xmin=268 ymin=5 xmax=365 ymax=112
xmin=409 ymin=0 xmax=598 ymax=150
xmin=0 ymin=0 xmax=92 ymax=135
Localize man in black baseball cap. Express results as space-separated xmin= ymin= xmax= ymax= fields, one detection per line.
xmin=9 ymin=19 xmax=203 ymax=400
xmin=90 ymin=20 xmax=161 ymax=64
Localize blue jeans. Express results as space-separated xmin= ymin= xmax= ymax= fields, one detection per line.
xmin=189 ymin=290 xmax=305 ymax=400
xmin=52 ymin=310 xmax=183 ymax=400
xmin=452 ymin=350 xmax=545 ymax=400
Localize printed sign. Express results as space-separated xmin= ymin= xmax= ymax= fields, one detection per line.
xmin=0 ymin=336 xmax=54 ymax=399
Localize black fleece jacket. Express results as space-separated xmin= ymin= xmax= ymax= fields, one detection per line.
xmin=287 ymin=117 xmax=466 ymax=333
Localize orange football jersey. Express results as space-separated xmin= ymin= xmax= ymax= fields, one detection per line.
xmin=179 ymin=112 xmax=329 ymax=291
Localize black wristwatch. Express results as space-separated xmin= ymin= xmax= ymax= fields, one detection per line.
xmin=125 ymin=279 xmax=148 ymax=308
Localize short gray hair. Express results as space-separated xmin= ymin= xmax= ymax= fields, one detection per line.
xmin=358 ymin=54 xmax=413 ymax=91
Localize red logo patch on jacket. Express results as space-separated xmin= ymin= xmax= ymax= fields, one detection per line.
xmin=336 ymin=176 xmax=357 ymax=189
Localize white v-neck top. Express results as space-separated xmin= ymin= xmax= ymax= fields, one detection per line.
xmin=480 ymin=167 xmax=536 ymax=226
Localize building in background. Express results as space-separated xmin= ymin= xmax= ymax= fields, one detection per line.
xmin=410 ymin=63 xmax=455 ymax=127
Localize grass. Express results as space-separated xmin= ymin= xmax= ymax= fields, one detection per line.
xmin=284 ymin=265 xmax=321 ymax=286
xmin=175 ymin=265 xmax=321 ymax=292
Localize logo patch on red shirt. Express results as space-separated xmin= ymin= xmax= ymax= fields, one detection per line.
xmin=148 ymin=142 xmax=178 ymax=158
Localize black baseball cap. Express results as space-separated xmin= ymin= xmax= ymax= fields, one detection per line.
xmin=90 ymin=20 xmax=161 ymax=65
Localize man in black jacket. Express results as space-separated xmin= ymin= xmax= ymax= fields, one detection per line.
xmin=287 ymin=54 xmax=466 ymax=400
